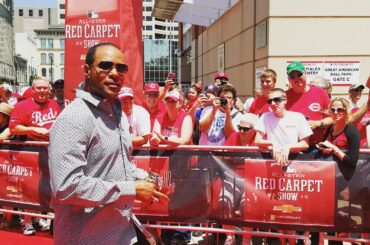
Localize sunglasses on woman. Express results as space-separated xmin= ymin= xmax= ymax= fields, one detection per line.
xmin=96 ymin=61 xmax=128 ymax=74
xmin=238 ymin=125 xmax=253 ymax=132
xmin=329 ymin=107 xmax=346 ymax=113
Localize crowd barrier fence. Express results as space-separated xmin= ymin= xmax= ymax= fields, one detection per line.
xmin=0 ymin=141 xmax=369 ymax=244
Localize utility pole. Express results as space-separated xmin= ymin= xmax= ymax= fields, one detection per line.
xmin=49 ymin=56 xmax=53 ymax=82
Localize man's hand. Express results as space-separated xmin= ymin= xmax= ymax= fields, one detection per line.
xmin=213 ymin=97 xmax=221 ymax=109
xmin=272 ymin=145 xmax=290 ymax=165
xmin=199 ymin=94 xmax=214 ymax=107
xmin=29 ymin=127 xmax=49 ymax=141
xmin=308 ymin=120 xmax=321 ymax=130
xmin=134 ymin=180 xmax=169 ymax=204
xmin=149 ymin=131 xmax=161 ymax=145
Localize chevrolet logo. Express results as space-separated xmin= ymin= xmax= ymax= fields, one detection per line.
xmin=273 ymin=205 xmax=302 ymax=213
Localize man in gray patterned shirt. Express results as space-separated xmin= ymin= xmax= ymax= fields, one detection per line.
xmin=49 ymin=43 xmax=167 ymax=244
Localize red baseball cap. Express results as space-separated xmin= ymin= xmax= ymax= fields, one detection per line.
xmin=144 ymin=82 xmax=159 ymax=92
xmin=215 ymin=72 xmax=229 ymax=80
xmin=19 ymin=86 xmax=33 ymax=101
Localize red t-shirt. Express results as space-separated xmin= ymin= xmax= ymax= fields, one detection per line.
xmin=9 ymin=98 xmax=61 ymax=141
xmin=224 ymin=132 xmax=242 ymax=146
xmin=286 ymin=85 xmax=330 ymax=145
xmin=156 ymin=110 xmax=187 ymax=137
xmin=328 ymin=131 xmax=348 ymax=149
xmin=351 ymin=108 xmax=370 ymax=148
xmin=248 ymin=96 xmax=270 ymax=116
xmin=224 ymin=132 xmax=256 ymax=146
xmin=143 ymin=101 xmax=166 ymax=131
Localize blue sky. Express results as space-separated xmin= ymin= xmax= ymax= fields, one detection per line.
xmin=14 ymin=0 xmax=57 ymax=7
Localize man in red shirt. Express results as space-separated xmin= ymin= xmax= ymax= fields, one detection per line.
xmin=9 ymin=76 xmax=61 ymax=141
xmin=248 ymin=69 xmax=277 ymax=116
xmin=285 ymin=61 xmax=332 ymax=147
xmin=142 ymin=82 xmax=166 ymax=131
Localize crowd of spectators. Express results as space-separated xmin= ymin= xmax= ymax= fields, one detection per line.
xmin=0 ymin=61 xmax=369 ymax=243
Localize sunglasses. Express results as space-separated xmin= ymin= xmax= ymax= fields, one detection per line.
xmin=145 ymin=93 xmax=159 ymax=98
xmin=267 ymin=97 xmax=285 ymax=104
xmin=97 ymin=61 xmax=128 ymax=74
xmin=330 ymin=107 xmax=346 ymax=113
xmin=238 ymin=125 xmax=253 ymax=132
xmin=288 ymin=72 xmax=303 ymax=80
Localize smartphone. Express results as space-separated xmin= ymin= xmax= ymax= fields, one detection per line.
xmin=168 ymin=73 xmax=176 ymax=80
xmin=316 ymin=143 xmax=329 ymax=149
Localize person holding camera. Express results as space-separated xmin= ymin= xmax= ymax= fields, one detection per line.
xmin=214 ymin=72 xmax=229 ymax=87
xmin=198 ymin=84 xmax=243 ymax=146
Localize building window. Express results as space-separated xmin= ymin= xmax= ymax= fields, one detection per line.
xmin=19 ymin=9 xmax=23 ymax=16
xmin=40 ymin=39 xmax=46 ymax=49
xmin=61 ymin=68 xmax=64 ymax=79
xmin=41 ymin=53 xmax=46 ymax=65
xmin=60 ymin=39 xmax=65 ymax=49
xmin=60 ymin=53 xmax=65 ymax=65
xmin=59 ymin=4 xmax=65 ymax=9
xmin=155 ymin=33 xmax=166 ymax=39
xmin=39 ymin=10 xmax=43 ymax=17
xmin=29 ymin=9 xmax=33 ymax=17
xmin=146 ymin=26 xmax=153 ymax=30
xmin=146 ymin=16 xmax=152 ymax=21
xmin=48 ymin=54 xmax=54 ymax=64
xmin=145 ymin=6 xmax=152 ymax=11
xmin=48 ymin=39 xmax=54 ymax=49
xmin=60 ymin=14 xmax=65 ymax=19
xmin=155 ymin=25 xmax=166 ymax=31
xmin=42 ymin=68 xmax=47 ymax=77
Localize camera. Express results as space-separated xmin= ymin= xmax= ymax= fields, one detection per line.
xmin=220 ymin=98 xmax=228 ymax=107
xmin=220 ymin=78 xmax=228 ymax=86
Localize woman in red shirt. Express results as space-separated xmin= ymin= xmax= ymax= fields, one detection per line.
xmin=317 ymin=97 xmax=360 ymax=240
xmin=317 ymin=97 xmax=360 ymax=169
xmin=150 ymin=89 xmax=193 ymax=146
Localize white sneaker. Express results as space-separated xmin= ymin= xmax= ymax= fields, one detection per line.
xmin=36 ymin=218 xmax=50 ymax=232
xmin=23 ymin=222 xmax=36 ymax=235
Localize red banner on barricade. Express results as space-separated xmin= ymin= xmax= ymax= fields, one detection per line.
xmin=132 ymin=156 xmax=171 ymax=216
xmin=0 ymin=150 xmax=40 ymax=205
xmin=65 ymin=0 xmax=144 ymax=104
xmin=244 ymin=160 xmax=336 ymax=226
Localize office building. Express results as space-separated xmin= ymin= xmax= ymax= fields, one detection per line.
xmin=154 ymin=0 xmax=370 ymax=100
xmin=34 ymin=25 xmax=65 ymax=82
xmin=0 ymin=0 xmax=15 ymax=83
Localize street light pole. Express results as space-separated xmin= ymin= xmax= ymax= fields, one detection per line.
xmin=49 ymin=56 xmax=53 ymax=82
xmin=30 ymin=56 xmax=33 ymax=76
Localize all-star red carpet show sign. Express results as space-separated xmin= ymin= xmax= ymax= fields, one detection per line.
xmin=65 ymin=0 xmax=144 ymax=104
xmin=244 ymin=160 xmax=335 ymax=226
xmin=0 ymin=150 xmax=40 ymax=205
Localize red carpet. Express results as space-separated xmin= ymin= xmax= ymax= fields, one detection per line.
xmin=0 ymin=228 xmax=53 ymax=245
